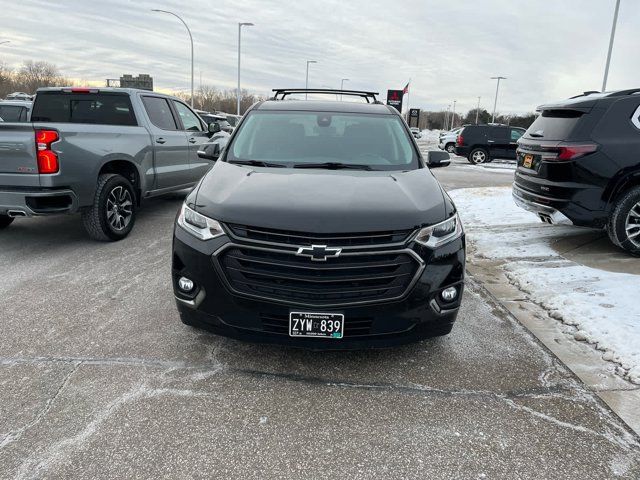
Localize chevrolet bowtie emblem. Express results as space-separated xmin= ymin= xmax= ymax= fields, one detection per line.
xmin=296 ymin=244 xmax=342 ymax=262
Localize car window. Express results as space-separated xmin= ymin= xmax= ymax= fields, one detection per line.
xmin=228 ymin=111 xmax=419 ymax=171
xmin=510 ymin=129 xmax=524 ymax=141
xmin=31 ymin=93 xmax=137 ymax=125
xmin=173 ymin=101 xmax=203 ymax=131
xmin=226 ymin=116 xmax=238 ymax=127
xmin=524 ymin=110 xmax=585 ymax=141
xmin=0 ymin=105 xmax=26 ymax=122
xmin=142 ymin=97 xmax=177 ymax=130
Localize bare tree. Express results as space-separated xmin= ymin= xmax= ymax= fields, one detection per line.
xmin=14 ymin=61 xmax=68 ymax=94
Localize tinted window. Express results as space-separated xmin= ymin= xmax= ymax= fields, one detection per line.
xmin=524 ymin=110 xmax=584 ymax=141
xmin=0 ymin=105 xmax=27 ymax=122
xmin=228 ymin=111 xmax=418 ymax=171
xmin=142 ymin=97 xmax=177 ymax=130
xmin=173 ymin=101 xmax=203 ymax=131
xmin=31 ymin=93 xmax=137 ymax=125
xmin=226 ymin=116 xmax=238 ymax=127
xmin=510 ymin=128 xmax=524 ymax=141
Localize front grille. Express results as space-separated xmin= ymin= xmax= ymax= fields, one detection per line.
xmin=215 ymin=245 xmax=421 ymax=307
xmin=226 ymin=223 xmax=413 ymax=247
xmin=260 ymin=313 xmax=373 ymax=336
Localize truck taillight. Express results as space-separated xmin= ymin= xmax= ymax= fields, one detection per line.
xmin=456 ymin=134 xmax=464 ymax=146
xmin=555 ymin=143 xmax=598 ymax=161
xmin=35 ymin=129 xmax=59 ymax=174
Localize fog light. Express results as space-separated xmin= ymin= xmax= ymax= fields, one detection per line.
xmin=441 ymin=287 xmax=458 ymax=302
xmin=178 ymin=277 xmax=194 ymax=292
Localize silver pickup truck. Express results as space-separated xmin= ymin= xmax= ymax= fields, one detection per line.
xmin=0 ymin=87 xmax=217 ymax=240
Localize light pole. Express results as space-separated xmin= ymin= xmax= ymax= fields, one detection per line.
xmin=445 ymin=105 xmax=450 ymax=130
xmin=237 ymin=22 xmax=254 ymax=115
xmin=340 ymin=78 xmax=349 ymax=100
xmin=491 ymin=76 xmax=506 ymax=123
xmin=452 ymin=100 xmax=457 ymax=128
xmin=602 ymin=0 xmax=621 ymax=91
xmin=475 ymin=96 xmax=481 ymax=124
xmin=305 ymin=60 xmax=317 ymax=99
xmin=152 ymin=10 xmax=194 ymax=107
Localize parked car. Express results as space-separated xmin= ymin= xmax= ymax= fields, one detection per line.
xmin=513 ymin=88 xmax=640 ymax=255
xmin=438 ymin=127 xmax=462 ymax=153
xmin=172 ymin=88 xmax=464 ymax=349
xmin=410 ymin=127 xmax=422 ymax=139
xmin=0 ymin=87 xmax=216 ymax=240
xmin=5 ymin=92 xmax=33 ymax=102
xmin=224 ymin=114 xmax=241 ymax=128
xmin=0 ymin=100 xmax=32 ymax=123
xmin=196 ymin=110 xmax=233 ymax=133
xmin=455 ymin=124 xmax=525 ymax=164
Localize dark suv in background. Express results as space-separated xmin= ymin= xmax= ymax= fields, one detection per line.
xmin=455 ymin=124 xmax=525 ymax=164
xmin=513 ymin=89 xmax=640 ymax=255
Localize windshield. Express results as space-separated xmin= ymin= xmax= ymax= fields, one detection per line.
xmin=226 ymin=111 xmax=419 ymax=171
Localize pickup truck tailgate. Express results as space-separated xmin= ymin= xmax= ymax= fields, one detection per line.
xmin=0 ymin=124 xmax=38 ymax=179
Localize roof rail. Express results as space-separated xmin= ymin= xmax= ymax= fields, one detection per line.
xmin=271 ymin=88 xmax=381 ymax=103
xmin=569 ymin=91 xmax=601 ymax=99
xmin=606 ymin=88 xmax=640 ymax=97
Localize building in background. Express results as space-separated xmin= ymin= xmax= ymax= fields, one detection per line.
xmin=106 ymin=74 xmax=153 ymax=91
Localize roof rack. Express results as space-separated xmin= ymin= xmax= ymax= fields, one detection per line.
xmin=271 ymin=88 xmax=381 ymax=103
xmin=606 ymin=88 xmax=640 ymax=97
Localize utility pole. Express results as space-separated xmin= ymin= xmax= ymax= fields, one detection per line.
xmin=475 ymin=96 xmax=481 ymax=124
xmin=491 ymin=76 xmax=506 ymax=123
xmin=602 ymin=0 xmax=621 ymax=91
xmin=305 ymin=60 xmax=317 ymax=100
xmin=237 ymin=22 xmax=254 ymax=115
xmin=452 ymin=100 xmax=457 ymax=128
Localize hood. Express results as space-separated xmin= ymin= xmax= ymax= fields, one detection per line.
xmin=193 ymin=162 xmax=447 ymax=233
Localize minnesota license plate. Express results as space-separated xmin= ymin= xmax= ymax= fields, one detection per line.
xmin=523 ymin=154 xmax=534 ymax=168
xmin=289 ymin=312 xmax=344 ymax=339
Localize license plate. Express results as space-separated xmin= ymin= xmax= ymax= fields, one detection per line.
xmin=289 ymin=312 xmax=344 ymax=339
xmin=523 ymin=154 xmax=534 ymax=168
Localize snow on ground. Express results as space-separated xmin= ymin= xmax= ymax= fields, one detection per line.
xmin=449 ymin=186 xmax=640 ymax=384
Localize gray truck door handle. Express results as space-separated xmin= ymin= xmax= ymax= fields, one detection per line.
xmin=156 ymin=137 xmax=166 ymax=144
xmin=188 ymin=137 xmax=197 ymax=144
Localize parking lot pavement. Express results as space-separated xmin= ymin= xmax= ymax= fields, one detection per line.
xmin=1 ymin=189 xmax=640 ymax=478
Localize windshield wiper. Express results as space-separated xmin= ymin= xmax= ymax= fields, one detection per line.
xmin=293 ymin=162 xmax=373 ymax=171
xmin=228 ymin=159 xmax=286 ymax=168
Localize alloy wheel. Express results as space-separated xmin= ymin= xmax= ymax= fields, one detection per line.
xmin=446 ymin=145 xmax=456 ymax=153
xmin=472 ymin=150 xmax=486 ymax=164
xmin=106 ymin=186 xmax=133 ymax=231
xmin=625 ymin=200 xmax=640 ymax=247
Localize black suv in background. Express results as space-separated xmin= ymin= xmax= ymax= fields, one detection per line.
xmin=455 ymin=124 xmax=525 ymax=164
xmin=172 ymin=88 xmax=464 ymax=349
xmin=513 ymin=89 xmax=640 ymax=255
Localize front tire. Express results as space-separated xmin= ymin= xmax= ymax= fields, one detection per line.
xmin=607 ymin=186 xmax=640 ymax=256
xmin=445 ymin=143 xmax=456 ymax=154
xmin=0 ymin=214 xmax=14 ymax=230
xmin=82 ymin=173 xmax=137 ymax=242
xmin=468 ymin=148 xmax=489 ymax=165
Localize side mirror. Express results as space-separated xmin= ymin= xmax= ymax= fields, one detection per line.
xmin=208 ymin=122 xmax=221 ymax=135
xmin=427 ymin=151 xmax=451 ymax=168
xmin=197 ymin=143 xmax=221 ymax=161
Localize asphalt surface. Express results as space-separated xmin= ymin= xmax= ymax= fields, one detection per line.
xmin=1 ymin=141 xmax=639 ymax=479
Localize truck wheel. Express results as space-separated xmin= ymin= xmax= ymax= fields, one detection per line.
xmin=469 ymin=148 xmax=489 ymax=164
xmin=445 ymin=143 xmax=456 ymax=153
xmin=0 ymin=215 xmax=14 ymax=229
xmin=607 ymin=186 xmax=640 ymax=256
xmin=82 ymin=174 xmax=137 ymax=242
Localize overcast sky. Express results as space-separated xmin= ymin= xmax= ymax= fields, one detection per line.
xmin=1 ymin=0 xmax=638 ymax=114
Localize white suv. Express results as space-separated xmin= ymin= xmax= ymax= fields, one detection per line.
xmin=438 ymin=128 xmax=461 ymax=153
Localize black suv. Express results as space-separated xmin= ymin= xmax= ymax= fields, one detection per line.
xmin=171 ymin=88 xmax=465 ymax=349
xmin=513 ymin=89 xmax=640 ymax=255
xmin=455 ymin=124 xmax=525 ymax=164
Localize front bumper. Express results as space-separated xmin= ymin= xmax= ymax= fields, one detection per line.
xmin=172 ymin=226 xmax=465 ymax=349
xmin=0 ymin=187 xmax=78 ymax=216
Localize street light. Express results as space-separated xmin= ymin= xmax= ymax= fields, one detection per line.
xmin=475 ymin=96 xmax=481 ymax=125
xmin=602 ymin=0 xmax=621 ymax=91
xmin=305 ymin=60 xmax=317 ymax=100
xmin=445 ymin=105 xmax=450 ymax=130
xmin=152 ymin=10 xmax=194 ymax=107
xmin=340 ymin=78 xmax=349 ymax=100
xmin=237 ymin=22 xmax=254 ymax=115
xmin=452 ymin=100 xmax=457 ymax=128
xmin=491 ymin=76 xmax=506 ymax=123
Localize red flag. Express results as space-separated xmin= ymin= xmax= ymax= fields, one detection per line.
xmin=402 ymin=82 xmax=409 ymax=95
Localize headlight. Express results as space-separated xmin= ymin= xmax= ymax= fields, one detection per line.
xmin=415 ymin=213 xmax=463 ymax=248
xmin=177 ymin=203 xmax=225 ymax=240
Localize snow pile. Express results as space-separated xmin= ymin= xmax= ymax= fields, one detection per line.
xmin=449 ymin=187 xmax=640 ymax=384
